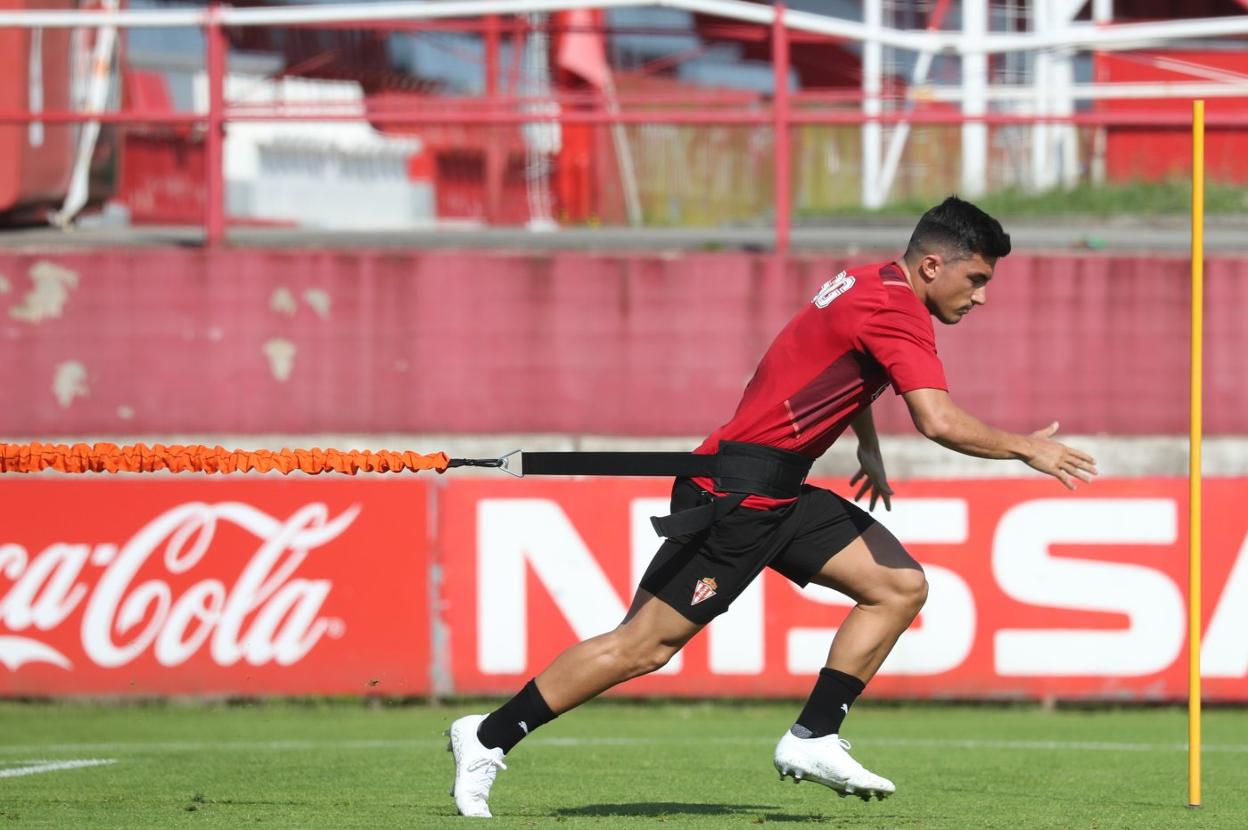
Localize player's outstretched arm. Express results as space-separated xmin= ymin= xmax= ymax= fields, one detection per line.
xmin=901 ymin=387 xmax=1099 ymax=490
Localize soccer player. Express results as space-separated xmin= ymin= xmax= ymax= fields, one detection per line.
xmin=446 ymin=196 xmax=1098 ymax=817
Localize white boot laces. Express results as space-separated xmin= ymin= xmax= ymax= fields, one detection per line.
xmin=831 ymin=736 xmax=872 ymax=777
xmin=467 ymin=752 xmax=507 ymax=777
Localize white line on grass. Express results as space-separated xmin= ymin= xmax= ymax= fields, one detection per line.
xmin=537 ymin=736 xmax=1248 ymax=754
xmin=868 ymin=738 xmax=1201 ymax=753
xmin=1 ymin=737 xmax=1246 ymax=754
xmin=0 ymin=759 xmax=116 ymax=779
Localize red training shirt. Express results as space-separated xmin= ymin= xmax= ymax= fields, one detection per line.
xmin=692 ymin=260 xmax=948 ymax=508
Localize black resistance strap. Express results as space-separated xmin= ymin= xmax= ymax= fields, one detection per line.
xmin=451 ymin=441 xmax=813 ymax=538
xmin=521 ymin=452 xmax=716 ymax=478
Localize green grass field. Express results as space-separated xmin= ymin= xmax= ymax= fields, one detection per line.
xmin=1 ymin=700 xmax=1244 ymax=829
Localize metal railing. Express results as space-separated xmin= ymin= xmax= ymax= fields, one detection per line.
xmin=1 ymin=0 xmax=1246 ymax=245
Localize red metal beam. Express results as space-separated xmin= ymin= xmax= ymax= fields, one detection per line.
xmin=1 ymin=109 xmax=1246 ymax=127
xmin=772 ymin=2 xmax=790 ymax=254
xmin=700 ymin=20 xmax=846 ymax=44
xmin=484 ymin=13 xmax=502 ymax=224
xmin=264 ymin=19 xmax=685 ymax=36
xmin=355 ymin=90 xmax=771 ymax=108
xmin=204 ymin=5 xmax=226 ymax=248
xmin=0 ymin=111 xmax=203 ymax=123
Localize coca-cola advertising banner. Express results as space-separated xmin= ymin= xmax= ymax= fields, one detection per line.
xmin=4 ymin=477 xmax=1247 ymax=699
xmin=0 ymin=479 xmax=430 ymax=696
xmin=439 ymin=478 xmax=1248 ymax=701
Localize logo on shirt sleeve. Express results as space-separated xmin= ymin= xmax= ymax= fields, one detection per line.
xmin=812 ymin=272 xmax=856 ymax=308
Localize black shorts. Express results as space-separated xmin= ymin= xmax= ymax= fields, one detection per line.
xmin=639 ymin=477 xmax=878 ymax=625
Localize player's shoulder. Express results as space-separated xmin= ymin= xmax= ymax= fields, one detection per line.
xmin=848 ymin=261 xmax=912 ymax=292
xmin=809 ymin=261 xmax=903 ymax=312
xmin=858 ymin=261 xmax=927 ymax=316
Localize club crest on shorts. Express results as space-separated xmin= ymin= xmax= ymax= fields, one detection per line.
xmin=691 ymin=576 xmax=718 ymax=606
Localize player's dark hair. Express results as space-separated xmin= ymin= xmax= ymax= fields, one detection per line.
xmin=904 ymin=195 xmax=1011 ymax=262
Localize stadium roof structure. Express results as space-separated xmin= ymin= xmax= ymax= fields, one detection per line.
xmin=4 ymin=1 xmax=1248 ymax=52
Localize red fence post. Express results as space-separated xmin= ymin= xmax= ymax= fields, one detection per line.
xmin=204 ymin=5 xmax=227 ymax=247
xmin=772 ymin=2 xmax=791 ymax=254
xmin=485 ymin=13 xmax=503 ymax=224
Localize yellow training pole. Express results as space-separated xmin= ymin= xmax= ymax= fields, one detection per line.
xmin=1188 ymin=99 xmax=1204 ymax=809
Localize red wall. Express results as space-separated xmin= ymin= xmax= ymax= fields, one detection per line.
xmin=0 ymin=249 xmax=1242 ymax=436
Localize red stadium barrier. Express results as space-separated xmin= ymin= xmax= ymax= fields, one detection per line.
xmin=0 ymin=478 xmax=430 ymax=696
xmin=3 ymin=476 xmax=1245 ymax=700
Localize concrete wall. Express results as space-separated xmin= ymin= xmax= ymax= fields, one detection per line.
xmin=2 ymin=248 xmax=1243 ymax=438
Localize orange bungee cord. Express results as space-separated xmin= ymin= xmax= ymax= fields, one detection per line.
xmin=0 ymin=442 xmax=451 ymax=476
xmin=0 ymin=443 xmax=809 ymax=540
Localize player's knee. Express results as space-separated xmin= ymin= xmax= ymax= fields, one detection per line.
xmin=623 ymin=640 xmax=679 ymax=677
xmin=638 ymin=645 xmax=678 ymax=677
xmin=891 ymin=567 xmax=928 ymax=617
xmin=602 ymin=629 xmax=679 ymax=678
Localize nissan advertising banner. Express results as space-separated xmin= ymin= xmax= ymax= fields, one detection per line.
xmin=3 ymin=477 xmax=1246 ymax=700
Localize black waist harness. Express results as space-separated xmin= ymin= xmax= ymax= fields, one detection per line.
xmin=516 ymin=441 xmax=813 ymax=538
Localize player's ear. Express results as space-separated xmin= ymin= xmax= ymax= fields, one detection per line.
xmin=919 ymin=253 xmax=942 ymax=282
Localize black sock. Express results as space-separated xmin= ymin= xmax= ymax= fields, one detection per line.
xmin=476 ymin=679 xmax=557 ymax=754
xmin=792 ymin=668 xmax=866 ymax=738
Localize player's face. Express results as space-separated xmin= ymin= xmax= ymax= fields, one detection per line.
xmin=925 ymin=252 xmax=996 ymax=324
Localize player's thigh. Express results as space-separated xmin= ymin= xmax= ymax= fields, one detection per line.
xmin=771 ymin=487 xmax=924 ymax=605
xmin=808 ymin=522 xmax=926 ymax=606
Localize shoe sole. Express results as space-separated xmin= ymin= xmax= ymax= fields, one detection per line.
xmin=444 ymin=729 xmax=455 ymax=797
xmin=775 ymin=764 xmax=893 ymax=802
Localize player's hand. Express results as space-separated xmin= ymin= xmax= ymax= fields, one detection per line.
xmin=1024 ymin=421 xmax=1099 ymax=490
xmin=851 ymin=444 xmax=893 ymax=512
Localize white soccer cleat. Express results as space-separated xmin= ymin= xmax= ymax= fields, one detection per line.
xmin=773 ymin=730 xmax=896 ymax=801
xmin=445 ymin=714 xmax=507 ymax=818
